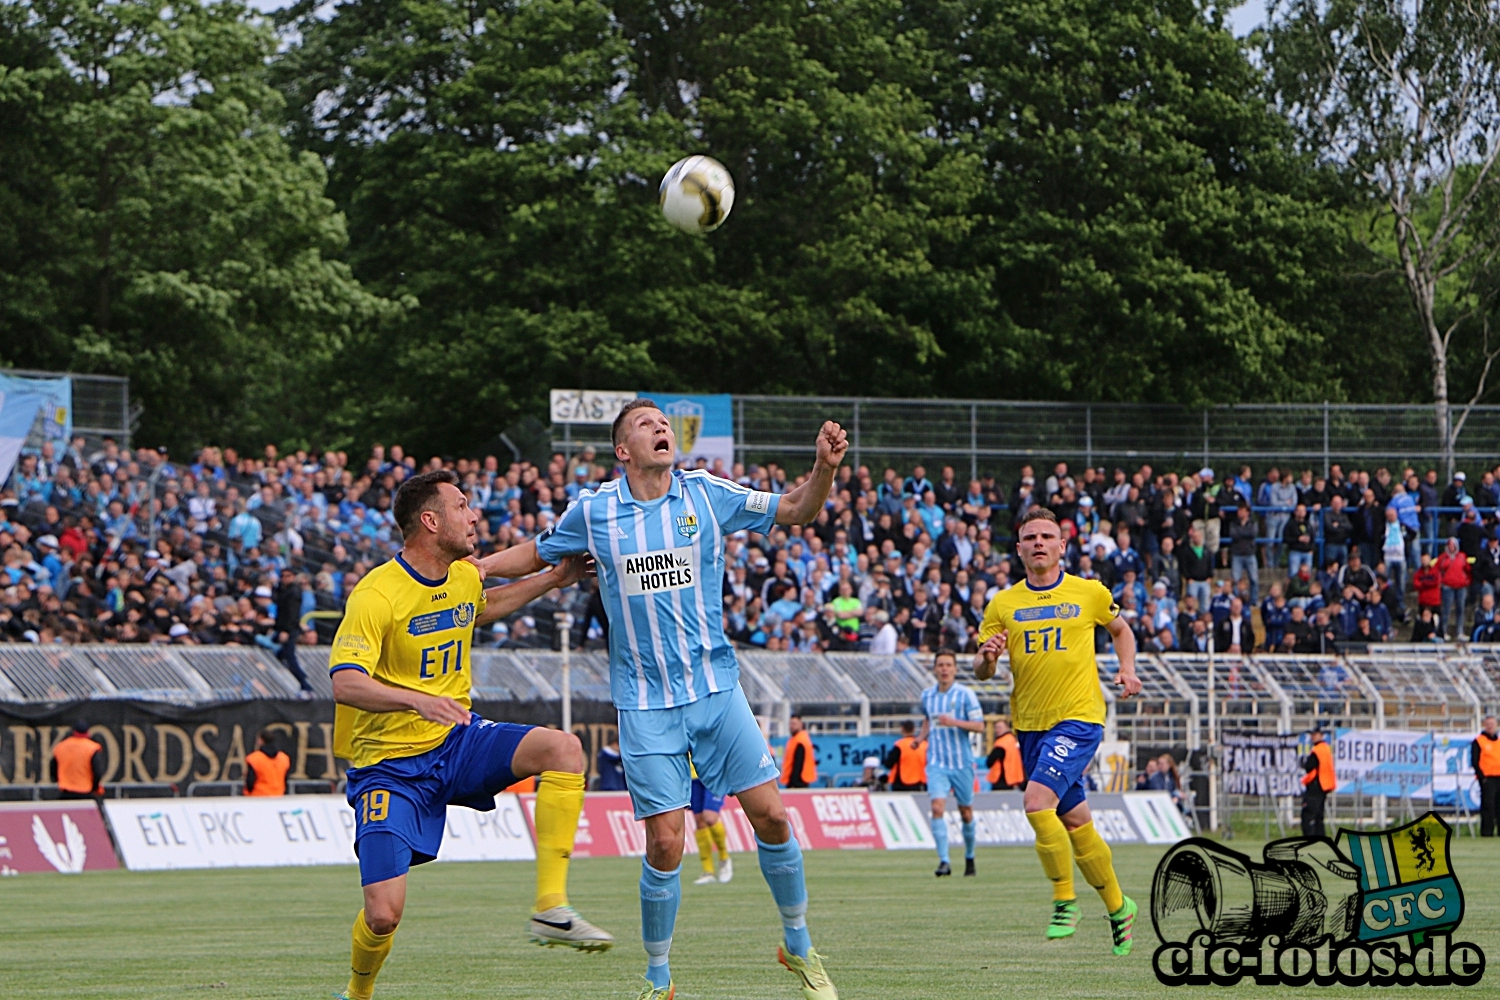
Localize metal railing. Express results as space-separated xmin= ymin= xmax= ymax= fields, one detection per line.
xmin=554 ymin=396 xmax=1500 ymax=479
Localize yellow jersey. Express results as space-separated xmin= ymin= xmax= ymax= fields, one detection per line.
xmin=977 ymin=573 xmax=1117 ymax=732
xmin=329 ymin=555 xmax=486 ymax=768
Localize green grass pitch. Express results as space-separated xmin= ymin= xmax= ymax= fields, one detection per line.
xmin=5 ymin=840 xmax=1500 ymax=998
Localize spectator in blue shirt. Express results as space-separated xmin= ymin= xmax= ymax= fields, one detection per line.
xmin=1111 ymin=529 xmax=1145 ymax=579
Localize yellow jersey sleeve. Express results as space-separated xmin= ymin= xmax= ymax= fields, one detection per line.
xmin=330 ymin=583 xmax=390 ymax=675
xmin=978 ymin=591 xmax=1009 ymax=643
xmin=1089 ymin=581 xmax=1120 ymax=626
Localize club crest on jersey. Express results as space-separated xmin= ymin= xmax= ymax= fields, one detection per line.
xmin=408 ymin=602 xmax=476 ymax=636
xmin=676 ymin=514 xmax=699 ymax=537
xmin=1056 ymin=602 xmax=1081 ymax=619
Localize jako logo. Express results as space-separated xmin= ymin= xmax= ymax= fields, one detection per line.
xmin=1150 ymin=813 xmax=1485 ymax=987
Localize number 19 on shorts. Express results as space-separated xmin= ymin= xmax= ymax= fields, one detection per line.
xmin=1021 ymin=627 xmax=1067 ymax=653
xmin=359 ymin=790 xmax=390 ymax=824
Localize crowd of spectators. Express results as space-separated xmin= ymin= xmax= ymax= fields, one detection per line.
xmin=7 ymin=437 xmax=1500 ymax=662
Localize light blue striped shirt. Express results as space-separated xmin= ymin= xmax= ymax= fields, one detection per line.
xmin=535 ymin=470 xmax=780 ymax=710
xmin=921 ymin=682 xmax=983 ymax=770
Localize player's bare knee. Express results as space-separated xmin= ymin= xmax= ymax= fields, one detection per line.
xmin=959 ymin=805 xmax=973 ymax=823
xmin=363 ymin=895 xmax=403 ymax=935
xmin=1023 ymin=785 xmax=1057 ymax=813
xmin=646 ymin=832 xmax=685 ymax=870
xmin=931 ymin=800 xmax=946 ymax=819
xmin=552 ymin=729 xmax=584 ymax=773
xmin=527 ymin=727 xmax=583 ymax=774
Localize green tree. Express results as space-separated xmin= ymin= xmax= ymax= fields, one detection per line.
xmin=280 ymin=0 xmax=1379 ymax=460
xmin=1265 ymin=0 xmax=1500 ymax=470
xmin=0 ymin=0 xmax=397 ymax=452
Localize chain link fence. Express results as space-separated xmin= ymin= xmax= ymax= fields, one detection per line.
xmin=557 ymin=396 xmax=1500 ymax=479
xmin=1 ymin=368 xmax=131 ymax=451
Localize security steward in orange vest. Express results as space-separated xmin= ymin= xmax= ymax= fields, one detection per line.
xmin=1471 ymin=715 xmax=1500 ymax=836
xmin=781 ymin=715 xmax=817 ymax=788
xmin=245 ymin=729 xmax=291 ymax=797
xmin=885 ymin=719 xmax=928 ymax=791
xmin=1300 ymin=725 xmax=1336 ymax=838
xmin=50 ymin=721 xmax=104 ymax=800
xmin=985 ymin=718 xmax=1024 ymax=790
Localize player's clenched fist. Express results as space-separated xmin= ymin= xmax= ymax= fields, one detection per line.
xmin=815 ymin=421 xmax=849 ymax=468
xmin=973 ymin=632 xmax=1007 ymax=681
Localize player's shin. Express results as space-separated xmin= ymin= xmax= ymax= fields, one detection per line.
xmin=962 ymin=819 xmax=976 ymax=860
xmin=708 ymin=820 xmax=728 ymax=856
xmin=347 ymin=909 xmax=395 ymax=1000
xmin=1067 ymin=821 xmax=1124 ymax=913
xmin=533 ymin=770 xmax=585 ymax=911
xmin=756 ymin=835 xmax=812 ymax=959
xmin=930 ymin=814 xmax=950 ymax=864
xmin=1025 ymin=809 xmax=1075 ymax=901
xmin=640 ymin=860 xmax=681 ymax=989
xmin=695 ymin=827 xmax=716 ymax=874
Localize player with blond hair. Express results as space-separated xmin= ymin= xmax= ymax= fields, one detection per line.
xmin=976 ymin=507 xmax=1143 ymax=954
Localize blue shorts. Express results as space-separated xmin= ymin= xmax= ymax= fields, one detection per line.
xmin=690 ymin=778 xmax=725 ymax=814
xmin=1017 ymin=720 xmax=1103 ymax=818
xmin=926 ymin=766 xmax=975 ymax=807
xmin=345 ymin=714 xmax=532 ymax=885
xmin=618 ymin=686 xmax=778 ymax=820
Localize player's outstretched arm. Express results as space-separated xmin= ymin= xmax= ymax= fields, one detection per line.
xmin=775 ymin=420 xmax=849 ymax=525
xmin=475 ymin=556 xmax=590 ymax=625
xmin=332 ymin=669 xmax=471 ymax=726
xmin=472 ymin=538 xmax=546 ymax=580
xmin=1105 ymin=616 xmax=1143 ymax=697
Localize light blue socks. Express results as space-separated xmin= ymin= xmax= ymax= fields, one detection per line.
xmin=756 ymin=835 xmax=812 ymax=958
xmin=963 ymin=819 xmax=976 ymax=860
xmin=932 ymin=815 xmax=950 ymax=864
xmin=640 ymin=860 xmax=680 ymax=988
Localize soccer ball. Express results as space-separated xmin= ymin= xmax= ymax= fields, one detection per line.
xmin=659 ymin=155 xmax=735 ymax=234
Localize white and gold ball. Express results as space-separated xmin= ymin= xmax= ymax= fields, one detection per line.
xmin=659 ymin=155 xmax=735 ymax=234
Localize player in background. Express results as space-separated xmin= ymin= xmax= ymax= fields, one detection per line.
xmin=918 ymin=648 xmax=984 ymax=877
xmin=975 ymin=507 xmax=1143 ymax=955
xmin=690 ymin=762 xmax=733 ymax=885
xmin=328 ymin=471 xmax=612 ymax=1000
xmin=531 ymin=400 xmax=848 ymax=1000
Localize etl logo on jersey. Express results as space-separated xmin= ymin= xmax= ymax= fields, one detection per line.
xmin=1150 ymin=813 xmax=1485 ymax=987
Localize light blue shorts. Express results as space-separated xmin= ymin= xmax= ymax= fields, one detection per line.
xmin=926 ymin=766 xmax=975 ymax=807
xmin=618 ymin=686 xmax=779 ymax=820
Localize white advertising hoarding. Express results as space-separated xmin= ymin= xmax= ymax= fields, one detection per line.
xmin=550 ymin=390 xmax=637 ymax=425
xmin=104 ymin=794 xmax=533 ymax=871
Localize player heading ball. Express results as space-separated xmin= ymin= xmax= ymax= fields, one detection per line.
xmin=534 ymin=399 xmax=849 ymax=1000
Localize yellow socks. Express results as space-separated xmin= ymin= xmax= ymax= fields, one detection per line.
xmin=1068 ymin=821 xmax=1125 ymax=913
xmin=709 ymin=820 xmax=728 ymax=855
xmin=696 ymin=827 xmax=716 ymax=873
xmin=533 ymin=770 xmax=585 ymax=912
xmin=1026 ymin=808 xmax=1075 ymax=901
xmin=347 ymin=909 xmax=394 ymax=1000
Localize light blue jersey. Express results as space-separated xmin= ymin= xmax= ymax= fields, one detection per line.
xmin=921 ymin=682 xmax=982 ymax=770
xmin=536 ymin=470 xmax=780 ymax=710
